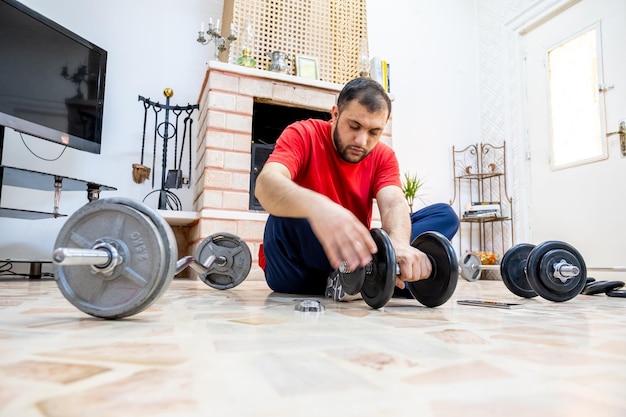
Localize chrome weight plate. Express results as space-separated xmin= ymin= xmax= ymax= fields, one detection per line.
xmin=460 ymin=252 xmax=482 ymax=281
xmin=113 ymin=198 xmax=177 ymax=314
xmin=195 ymin=232 xmax=252 ymax=289
xmin=54 ymin=198 xmax=177 ymax=319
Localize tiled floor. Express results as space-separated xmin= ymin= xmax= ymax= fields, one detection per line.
xmin=1 ymin=268 xmax=625 ymax=417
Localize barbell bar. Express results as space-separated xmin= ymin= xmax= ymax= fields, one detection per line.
xmin=54 ymin=247 xmax=229 ymax=281
xmin=52 ymin=197 xmax=252 ymax=319
xmin=460 ymin=251 xmax=626 ymax=283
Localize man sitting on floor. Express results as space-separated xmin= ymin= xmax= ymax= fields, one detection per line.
xmin=255 ymin=77 xmax=459 ymax=300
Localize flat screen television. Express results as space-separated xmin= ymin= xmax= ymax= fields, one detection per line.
xmin=0 ymin=0 xmax=107 ymax=154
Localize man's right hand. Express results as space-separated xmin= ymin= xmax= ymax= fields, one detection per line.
xmin=307 ymin=201 xmax=378 ymax=272
xmin=255 ymin=162 xmax=377 ymax=270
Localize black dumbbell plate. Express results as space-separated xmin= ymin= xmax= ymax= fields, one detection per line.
xmin=407 ymin=231 xmax=458 ymax=308
xmin=361 ymin=229 xmax=396 ymax=309
xmin=500 ymin=243 xmax=537 ymax=298
xmin=526 ymin=241 xmax=587 ymax=302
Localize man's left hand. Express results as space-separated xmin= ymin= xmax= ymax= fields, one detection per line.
xmin=392 ymin=242 xmax=432 ymax=288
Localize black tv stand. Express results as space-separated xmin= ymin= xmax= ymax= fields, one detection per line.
xmin=0 ymin=126 xmax=117 ymax=219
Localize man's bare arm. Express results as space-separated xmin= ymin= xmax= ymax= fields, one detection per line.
xmin=255 ymin=162 xmax=377 ymax=270
xmin=376 ymin=185 xmax=432 ymax=286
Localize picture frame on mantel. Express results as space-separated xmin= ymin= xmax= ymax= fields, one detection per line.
xmin=295 ymin=55 xmax=320 ymax=80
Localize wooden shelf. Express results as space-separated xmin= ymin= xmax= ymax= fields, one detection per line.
xmin=158 ymin=210 xmax=200 ymax=227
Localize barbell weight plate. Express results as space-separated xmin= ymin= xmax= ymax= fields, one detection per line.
xmin=525 ymin=241 xmax=587 ymax=302
xmin=54 ymin=198 xmax=177 ymax=319
xmin=499 ymin=243 xmax=537 ymax=298
xmin=360 ymin=228 xmax=396 ymax=309
xmin=114 ymin=198 xmax=177 ymax=314
xmin=195 ymin=232 xmax=252 ymax=289
xmin=581 ymin=280 xmax=625 ymax=296
xmin=606 ymin=288 xmax=626 ymax=298
xmin=460 ymin=252 xmax=482 ymax=282
xmin=537 ymin=249 xmax=585 ymax=294
xmin=407 ymin=231 xmax=458 ymax=308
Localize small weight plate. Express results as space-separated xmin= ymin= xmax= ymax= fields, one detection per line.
xmin=54 ymin=198 xmax=177 ymax=319
xmin=606 ymin=288 xmax=626 ymax=298
xmin=526 ymin=241 xmax=587 ymax=302
xmin=360 ymin=228 xmax=396 ymax=309
xmin=460 ymin=252 xmax=482 ymax=282
xmin=500 ymin=243 xmax=537 ymax=298
xmin=195 ymin=232 xmax=252 ymax=289
xmin=407 ymin=231 xmax=458 ymax=308
xmin=581 ymin=280 xmax=625 ymax=296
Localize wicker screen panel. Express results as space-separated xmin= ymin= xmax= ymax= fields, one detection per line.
xmin=220 ymin=0 xmax=368 ymax=84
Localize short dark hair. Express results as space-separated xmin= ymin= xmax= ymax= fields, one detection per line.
xmin=336 ymin=77 xmax=391 ymax=119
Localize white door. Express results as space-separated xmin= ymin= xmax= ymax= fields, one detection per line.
xmin=524 ymin=0 xmax=626 ymax=273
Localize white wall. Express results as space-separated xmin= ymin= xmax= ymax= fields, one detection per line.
xmin=0 ymin=0 xmax=480 ymax=262
xmin=367 ymin=0 xmax=480 ymax=209
xmin=1 ymin=0 xmax=223 ymax=260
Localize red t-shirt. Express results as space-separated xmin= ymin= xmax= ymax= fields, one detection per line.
xmin=266 ymin=118 xmax=401 ymax=228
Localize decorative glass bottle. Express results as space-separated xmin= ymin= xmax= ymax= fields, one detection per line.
xmin=237 ymin=18 xmax=256 ymax=68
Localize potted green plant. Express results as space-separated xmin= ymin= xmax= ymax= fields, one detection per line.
xmin=402 ymin=172 xmax=425 ymax=212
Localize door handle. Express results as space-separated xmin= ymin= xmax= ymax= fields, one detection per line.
xmin=606 ymin=121 xmax=626 ymax=157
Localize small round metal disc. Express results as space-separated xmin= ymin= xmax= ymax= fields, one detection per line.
xmin=582 ymin=280 xmax=624 ymax=296
xmin=460 ymin=252 xmax=482 ymax=282
xmin=526 ymin=241 xmax=586 ymax=302
xmin=361 ymin=229 xmax=396 ymax=309
xmin=195 ymin=232 xmax=252 ymax=289
xmin=54 ymin=198 xmax=177 ymax=319
xmin=500 ymin=243 xmax=536 ymax=298
xmin=294 ymin=299 xmax=325 ymax=312
xmin=407 ymin=231 xmax=458 ymax=308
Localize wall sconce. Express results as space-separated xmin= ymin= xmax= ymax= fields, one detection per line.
xmin=197 ymin=18 xmax=237 ymax=58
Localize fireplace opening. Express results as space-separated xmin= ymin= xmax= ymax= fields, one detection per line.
xmin=249 ymin=100 xmax=331 ymax=210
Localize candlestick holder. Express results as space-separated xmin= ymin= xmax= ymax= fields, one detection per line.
xmin=197 ymin=19 xmax=237 ymax=58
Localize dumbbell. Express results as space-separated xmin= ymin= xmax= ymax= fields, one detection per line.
xmin=461 ymin=242 xmax=626 ymax=301
xmin=52 ymin=197 xmax=252 ymax=319
xmin=462 ymin=251 xmax=626 ymax=282
xmin=337 ymin=229 xmax=458 ymax=309
xmin=460 ymin=241 xmax=587 ymax=302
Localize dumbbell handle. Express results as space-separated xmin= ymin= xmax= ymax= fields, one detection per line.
xmin=53 ymin=248 xmax=115 ymax=267
xmin=462 ymin=255 xmax=626 ymax=282
xmin=53 ymin=246 xmax=227 ymax=276
xmin=466 ymin=263 xmax=626 ymax=273
xmin=339 ymin=261 xmax=401 ymax=276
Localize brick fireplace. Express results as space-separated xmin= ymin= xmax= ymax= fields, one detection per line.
xmin=189 ymin=61 xmax=392 ymax=264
